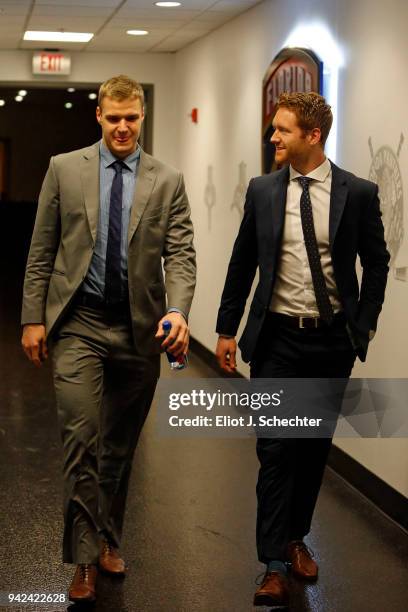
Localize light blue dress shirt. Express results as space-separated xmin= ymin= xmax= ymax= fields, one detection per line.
xmin=82 ymin=140 xmax=140 ymax=300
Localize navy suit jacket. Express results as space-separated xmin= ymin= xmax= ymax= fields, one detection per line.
xmin=216 ymin=162 xmax=390 ymax=363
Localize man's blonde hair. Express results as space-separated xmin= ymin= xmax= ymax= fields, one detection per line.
xmin=98 ymin=74 xmax=144 ymax=108
xmin=276 ymin=92 xmax=333 ymax=145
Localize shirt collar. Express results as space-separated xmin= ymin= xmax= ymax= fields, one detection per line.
xmin=99 ymin=139 xmax=140 ymax=172
xmin=289 ymin=157 xmax=331 ymax=183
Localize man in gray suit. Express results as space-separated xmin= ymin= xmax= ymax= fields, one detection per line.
xmin=21 ymin=75 xmax=196 ymax=604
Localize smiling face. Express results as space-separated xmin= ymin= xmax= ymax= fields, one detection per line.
xmin=96 ymin=95 xmax=144 ymax=159
xmin=271 ymin=107 xmax=317 ymax=168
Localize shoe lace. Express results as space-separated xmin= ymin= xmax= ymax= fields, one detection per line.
xmin=255 ymin=568 xmax=285 ymax=586
xmin=102 ymin=540 xmax=113 ymax=554
xmin=80 ymin=564 xmax=91 ymax=579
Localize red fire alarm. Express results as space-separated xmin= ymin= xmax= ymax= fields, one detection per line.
xmin=190 ymin=108 xmax=198 ymax=123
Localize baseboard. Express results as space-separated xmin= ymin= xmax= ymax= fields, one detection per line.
xmin=190 ymin=336 xmax=408 ymax=532
xmin=328 ymin=444 xmax=408 ymax=531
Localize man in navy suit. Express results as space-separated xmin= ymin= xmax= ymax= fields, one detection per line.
xmin=215 ymin=92 xmax=389 ymax=608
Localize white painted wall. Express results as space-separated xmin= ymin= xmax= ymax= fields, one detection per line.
xmin=0 ymin=50 xmax=178 ymax=166
xmin=174 ymin=0 xmax=408 ymax=497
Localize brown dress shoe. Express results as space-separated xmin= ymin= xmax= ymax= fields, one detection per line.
xmin=99 ymin=540 xmax=126 ymax=576
xmin=253 ymin=571 xmax=289 ymax=608
xmin=287 ymin=540 xmax=318 ymax=581
xmin=69 ymin=564 xmax=97 ymax=603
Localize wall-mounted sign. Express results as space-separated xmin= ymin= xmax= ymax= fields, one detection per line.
xmin=32 ymin=52 xmax=71 ymax=75
xmin=262 ymin=48 xmax=322 ymax=174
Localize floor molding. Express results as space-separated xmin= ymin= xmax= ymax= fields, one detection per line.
xmin=327 ymin=445 xmax=408 ymax=531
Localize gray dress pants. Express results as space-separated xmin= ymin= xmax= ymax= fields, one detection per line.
xmin=50 ymin=303 xmax=160 ymax=564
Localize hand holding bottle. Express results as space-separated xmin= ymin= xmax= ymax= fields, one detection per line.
xmin=155 ymin=312 xmax=189 ymax=370
xmin=162 ymin=320 xmax=188 ymax=370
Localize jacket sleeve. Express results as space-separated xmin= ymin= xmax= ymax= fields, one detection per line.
xmin=162 ymin=172 xmax=196 ymax=319
xmin=357 ymin=184 xmax=390 ymax=334
xmin=21 ymin=157 xmax=61 ymax=326
xmin=216 ymin=179 xmax=258 ymax=336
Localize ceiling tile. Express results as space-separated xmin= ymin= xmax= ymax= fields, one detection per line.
xmin=116 ymin=8 xmax=202 ymax=21
xmin=194 ymin=10 xmax=234 ymax=22
xmin=35 ymin=0 xmax=120 ymax=6
xmin=210 ymin=0 xmax=260 ymax=11
xmin=31 ymin=5 xmax=113 ymax=17
xmin=20 ymin=40 xmax=88 ymax=51
xmin=0 ymin=0 xmax=31 ymax=5
xmin=87 ymin=31 xmax=166 ymax=49
xmin=0 ymin=4 xmax=31 ymax=16
xmin=86 ymin=41 xmax=155 ymax=52
xmin=109 ymin=18 xmax=186 ymax=29
xmin=0 ymin=28 xmax=21 ymax=37
xmin=27 ymin=15 xmax=107 ymax=30
xmin=151 ymin=31 xmax=200 ymax=48
xmin=0 ymin=15 xmax=26 ymax=26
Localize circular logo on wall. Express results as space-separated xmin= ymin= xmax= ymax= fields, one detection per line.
xmin=368 ymin=136 xmax=404 ymax=268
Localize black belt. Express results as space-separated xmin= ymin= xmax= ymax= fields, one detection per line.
xmin=268 ymin=311 xmax=346 ymax=329
xmin=74 ymin=291 xmax=129 ymax=311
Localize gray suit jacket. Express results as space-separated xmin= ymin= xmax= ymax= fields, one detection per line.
xmin=21 ymin=142 xmax=196 ymax=355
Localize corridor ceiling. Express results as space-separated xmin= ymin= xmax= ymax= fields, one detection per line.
xmin=0 ymin=0 xmax=262 ymax=53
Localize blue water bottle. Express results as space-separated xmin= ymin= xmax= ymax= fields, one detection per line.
xmin=162 ymin=320 xmax=188 ymax=370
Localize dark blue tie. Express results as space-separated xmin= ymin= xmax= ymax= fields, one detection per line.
xmin=297 ymin=176 xmax=334 ymax=324
xmin=105 ymin=160 xmax=125 ymax=304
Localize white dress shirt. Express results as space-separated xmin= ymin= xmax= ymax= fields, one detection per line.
xmin=270 ymin=158 xmax=342 ymax=316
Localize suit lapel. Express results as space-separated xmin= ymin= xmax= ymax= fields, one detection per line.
xmin=268 ymin=166 xmax=289 ymax=246
xmin=128 ymin=150 xmax=157 ymax=246
xmin=80 ymin=142 xmax=100 ymax=244
xmin=329 ymin=162 xmax=349 ymax=250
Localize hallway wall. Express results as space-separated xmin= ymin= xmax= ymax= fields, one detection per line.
xmin=174 ymin=0 xmax=408 ymax=497
xmin=0 ymin=50 xmax=177 ymax=167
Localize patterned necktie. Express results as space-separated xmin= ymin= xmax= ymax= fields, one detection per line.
xmin=297 ymin=176 xmax=334 ymax=324
xmin=105 ymin=160 xmax=125 ymax=304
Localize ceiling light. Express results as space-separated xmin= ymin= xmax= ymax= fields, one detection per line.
xmin=18 ymin=89 xmax=27 ymax=96
xmin=0 ymin=100 xmax=5 ymax=107
xmin=88 ymin=93 xmax=97 ymax=100
xmin=127 ymin=30 xmax=149 ymax=36
xmin=24 ymin=31 xmax=93 ymax=43
xmin=155 ymin=2 xmax=181 ymax=6
xmin=65 ymin=102 xmax=73 ymax=109
xmin=15 ymin=95 xmax=23 ymax=102
xmin=67 ymin=87 xmax=75 ymax=93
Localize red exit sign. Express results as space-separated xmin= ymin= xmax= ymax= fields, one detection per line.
xmin=32 ymin=52 xmax=71 ymax=75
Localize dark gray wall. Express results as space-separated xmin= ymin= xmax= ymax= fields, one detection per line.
xmin=0 ymin=87 xmax=100 ymax=202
